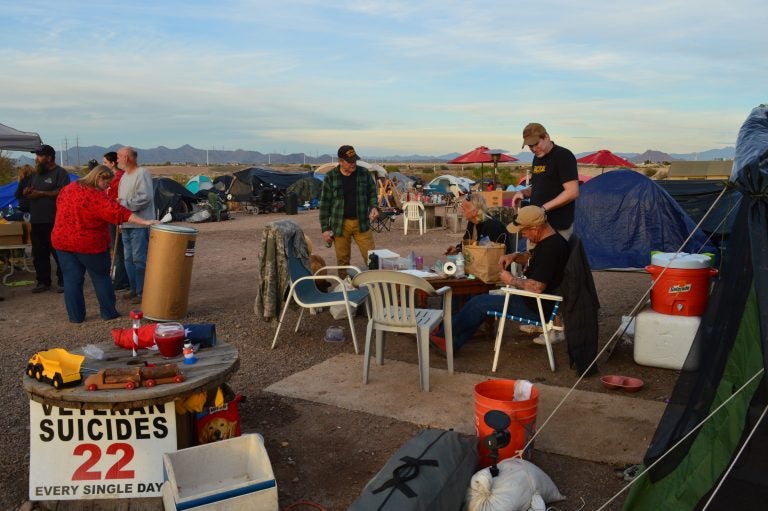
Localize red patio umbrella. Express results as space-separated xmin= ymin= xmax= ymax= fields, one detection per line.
xmin=449 ymin=146 xmax=518 ymax=188
xmin=577 ymin=149 xmax=636 ymax=169
xmin=449 ymin=146 xmax=519 ymax=164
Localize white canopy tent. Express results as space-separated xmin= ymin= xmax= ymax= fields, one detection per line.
xmin=313 ymin=160 xmax=387 ymax=178
xmin=427 ymin=174 xmax=474 ymax=196
xmin=0 ymin=123 xmax=43 ymax=152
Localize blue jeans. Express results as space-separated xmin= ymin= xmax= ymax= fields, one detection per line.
xmin=122 ymin=227 xmax=149 ymax=297
xmin=57 ymin=250 xmax=119 ymax=323
xmin=443 ymin=293 xmax=539 ymax=351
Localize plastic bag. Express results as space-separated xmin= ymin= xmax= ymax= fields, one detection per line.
xmin=329 ymin=278 xmax=357 ymax=319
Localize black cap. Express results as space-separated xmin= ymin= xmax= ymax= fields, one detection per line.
xmin=337 ymin=145 xmax=360 ymax=162
xmin=33 ymin=144 xmax=56 ymax=157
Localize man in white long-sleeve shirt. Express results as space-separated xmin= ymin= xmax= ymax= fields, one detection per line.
xmin=117 ymin=146 xmax=155 ymax=304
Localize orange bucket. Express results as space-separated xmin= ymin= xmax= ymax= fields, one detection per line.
xmin=645 ymin=265 xmax=718 ymax=316
xmin=474 ymin=379 xmax=538 ymax=467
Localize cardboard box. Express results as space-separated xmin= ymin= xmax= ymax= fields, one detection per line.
xmin=162 ymin=434 xmax=278 ymax=511
xmin=480 ymin=191 xmax=516 ymax=208
xmin=0 ymin=223 xmax=24 ymax=246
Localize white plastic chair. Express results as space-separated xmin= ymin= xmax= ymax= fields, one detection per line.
xmin=402 ymin=201 xmax=425 ymax=235
xmin=352 ymin=270 xmax=453 ymax=391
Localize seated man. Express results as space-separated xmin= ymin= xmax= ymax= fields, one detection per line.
xmin=430 ymin=205 xmax=569 ymax=354
xmin=445 ymin=193 xmax=512 ymax=255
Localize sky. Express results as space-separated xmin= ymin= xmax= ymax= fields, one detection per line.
xmin=1 ymin=0 xmax=766 ymax=158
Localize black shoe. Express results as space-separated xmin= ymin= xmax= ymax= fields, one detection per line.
xmin=32 ymin=284 xmax=50 ymax=294
xmin=121 ymin=290 xmax=138 ymax=300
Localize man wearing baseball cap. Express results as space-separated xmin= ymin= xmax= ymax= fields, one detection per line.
xmin=430 ymin=206 xmax=569 ymax=354
xmin=513 ymin=123 xmax=579 ymax=240
xmin=319 ymin=145 xmax=379 ymax=278
xmin=22 ymin=144 xmax=70 ymax=293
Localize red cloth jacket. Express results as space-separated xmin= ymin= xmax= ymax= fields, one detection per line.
xmin=52 ymin=182 xmax=133 ymax=253
xmin=106 ymin=169 xmax=124 ymax=200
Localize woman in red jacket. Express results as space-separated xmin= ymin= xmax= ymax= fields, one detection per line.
xmin=52 ymin=165 xmax=157 ymax=323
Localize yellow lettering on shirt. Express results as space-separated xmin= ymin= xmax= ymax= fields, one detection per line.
xmin=532 ymin=165 xmax=546 ymax=174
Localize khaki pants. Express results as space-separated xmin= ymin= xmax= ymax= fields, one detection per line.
xmin=334 ymin=219 xmax=375 ymax=279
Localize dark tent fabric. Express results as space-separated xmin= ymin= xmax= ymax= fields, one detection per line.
xmin=623 ymin=105 xmax=768 ymax=510
xmin=1 ymin=173 xmax=79 ymax=210
xmin=286 ymin=176 xmax=322 ymax=203
xmin=0 ymin=123 xmax=42 ymax=152
xmin=212 ymin=175 xmax=233 ymax=191
xmin=153 ymin=177 xmax=198 ymax=220
xmin=232 ymin=167 xmax=312 ymax=192
xmin=573 ymin=170 xmax=717 ymax=269
xmin=656 ymin=179 xmax=741 ymax=237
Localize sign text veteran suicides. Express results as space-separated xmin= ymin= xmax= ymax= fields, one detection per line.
xmin=29 ymin=401 xmax=176 ymax=500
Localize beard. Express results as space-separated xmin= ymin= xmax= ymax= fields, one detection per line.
xmin=35 ymin=162 xmax=47 ymax=174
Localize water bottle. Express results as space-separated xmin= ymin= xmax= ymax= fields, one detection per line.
xmin=368 ymin=252 xmax=379 ymax=270
xmin=455 ymin=252 xmax=465 ymax=278
xmin=325 ymin=233 xmax=334 ymax=248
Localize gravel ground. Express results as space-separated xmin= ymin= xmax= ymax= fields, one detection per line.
xmin=0 ymin=208 xmax=677 ymax=511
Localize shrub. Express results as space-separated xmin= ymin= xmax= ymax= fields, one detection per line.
xmin=0 ymin=152 xmax=16 ymax=185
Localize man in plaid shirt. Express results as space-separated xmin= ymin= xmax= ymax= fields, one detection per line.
xmin=320 ymin=145 xmax=379 ymax=278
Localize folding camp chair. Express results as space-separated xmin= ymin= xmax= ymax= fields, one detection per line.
xmin=371 ymin=207 xmax=399 ymax=233
xmin=486 ymin=289 xmax=562 ymax=372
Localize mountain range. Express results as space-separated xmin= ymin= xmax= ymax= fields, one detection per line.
xmin=13 ymin=144 xmax=735 ymax=167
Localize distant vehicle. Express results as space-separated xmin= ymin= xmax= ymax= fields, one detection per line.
xmin=26 ymin=348 xmax=85 ymax=389
xmin=84 ymin=364 xmax=185 ymax=391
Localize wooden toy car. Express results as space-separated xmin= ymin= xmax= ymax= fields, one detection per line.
xmin=84 ymin=363 xmax=185 ymax=391
xmin=26 ymin=348 xmax=85 ymax=389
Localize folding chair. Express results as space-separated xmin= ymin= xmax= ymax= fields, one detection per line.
xmin=371 ymin=208 xmax=398 ymax=233
xmin=486 ymin=290 xmax=562 ymax=372
xmin=270 ymin=246 xmax=369 ymax=354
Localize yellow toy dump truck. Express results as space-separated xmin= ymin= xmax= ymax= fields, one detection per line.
xmin=26 ymin=348 xmax=85 ymax=389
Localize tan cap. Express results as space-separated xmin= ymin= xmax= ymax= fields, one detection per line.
xmin=522 ymin=123 xmax=547 ymax=148
xmin=507 ymin=205 xmax=547 ymax=233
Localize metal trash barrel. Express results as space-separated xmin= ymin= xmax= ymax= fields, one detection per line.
xmin=285 ymin=192 xmax=298 ymax=215
xmin=141 ymin=224 xmax=198 ymax=321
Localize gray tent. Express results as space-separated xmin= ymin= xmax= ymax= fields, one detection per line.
xmin=0 ymin=123 xmax=43 ymax=152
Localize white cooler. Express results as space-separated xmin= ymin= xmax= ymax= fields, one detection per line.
xmin=162 ymin=434 xmax=278 ymax=511
xmin=633 ymin=308 xmax=701 ymax=370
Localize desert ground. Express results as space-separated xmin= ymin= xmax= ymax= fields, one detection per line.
xmin=1 ymin=166 xmax=679 ymax=511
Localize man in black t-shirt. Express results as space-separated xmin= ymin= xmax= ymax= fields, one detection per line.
xmin=430 ymin=206 xmax=569 ymax=354
xmin=512 ymin=123 xmax=579 ymax=239
xmin=21 ymin=144 xmax=70 ymax=293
